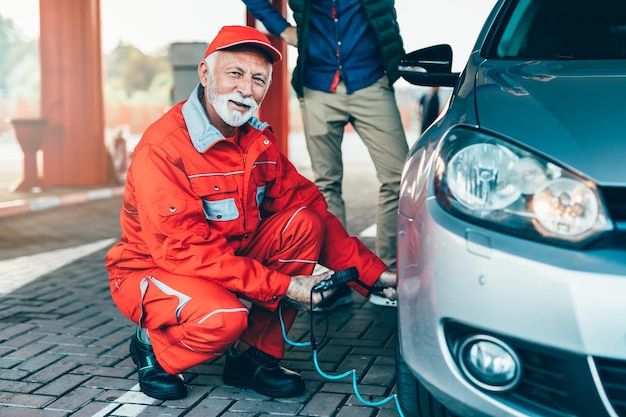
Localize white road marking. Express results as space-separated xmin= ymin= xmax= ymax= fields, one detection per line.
xmin=110 ymin=404 xmax=149 ymax=416
xmin=0 ymin=237 xmax=116 ymax=295
xmin=106 ymin=384 xmax=158 ymax=416
xmin=90 ymin=403 xmax=120 ymax=417
xmin=112 ymin=385 xmax=157 ymax=405
xmin=359 ymin=223 xmax=377 ymax=238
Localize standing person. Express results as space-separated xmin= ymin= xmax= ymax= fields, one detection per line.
xmin=243 ymin=0 xmax=409 ymax=309
xmin=417 ymin=86 xmax=441 ymax=133
xmin=105 ymin=25 xmax=397 ymax=401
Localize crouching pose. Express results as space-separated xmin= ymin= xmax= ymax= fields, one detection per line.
xmin=105 ymin=25 xmax=397 ymax=400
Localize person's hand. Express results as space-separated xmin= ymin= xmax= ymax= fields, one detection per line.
xmin=285 ymin=270 xmax=334 ymax=310
xmin=372 ymin=269 xmax=397 ymax=301
xmin=280 ymin=26 xmax=298 ymax=47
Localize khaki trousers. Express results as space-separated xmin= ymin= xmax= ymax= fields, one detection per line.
xmin=299 ymin=76 xmax=409 ymax=268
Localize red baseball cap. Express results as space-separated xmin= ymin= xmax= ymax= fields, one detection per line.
xmin=204 ymin=25 xmax=282 ymax=63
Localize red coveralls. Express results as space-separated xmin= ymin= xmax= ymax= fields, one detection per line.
xmin=106 ymin=85 xmax=388 ymax=375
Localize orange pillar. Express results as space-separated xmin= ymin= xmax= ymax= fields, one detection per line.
xmin=247 ymin=0 xmax=289 ymax=156
xmin=39 ymin=0 xmax=109 ymax=185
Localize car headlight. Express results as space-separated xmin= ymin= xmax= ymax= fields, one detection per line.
xmin=435 ymin=127 xmax=612 ymax=245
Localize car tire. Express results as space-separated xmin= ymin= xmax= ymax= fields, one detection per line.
xmin=396 ymin=344 xmax=459 ymax=417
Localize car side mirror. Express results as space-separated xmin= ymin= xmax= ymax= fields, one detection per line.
xmin=399 ymin=44 xmax=459 ymax=87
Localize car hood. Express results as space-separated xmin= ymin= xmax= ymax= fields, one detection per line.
xmin=474 ymin=60 xmax=626 ymax=186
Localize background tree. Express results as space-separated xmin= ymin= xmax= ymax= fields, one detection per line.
xmin=0 ymin=17 xmax=175 ymax=135
xmin=105 ymin=43 xmax=172 ymax=103
xmin=0 ymin=14 xmax=38 ymax=97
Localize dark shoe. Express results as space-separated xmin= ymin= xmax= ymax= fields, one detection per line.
xmin=129 ymin=330 xmax=187 ymax=400
xmin=313 ymin=283 xmax=353 ymax=312
xmin=223 ymin=346 xmax=305 ymax=397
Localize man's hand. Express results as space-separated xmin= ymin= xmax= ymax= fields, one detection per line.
xmin=280 ymin=26 xmax=298 ymax=47
xmin=285 ymin=270 xmax=334 ymax=310
xmin=372 ymin=270 xmax=397 ymax=301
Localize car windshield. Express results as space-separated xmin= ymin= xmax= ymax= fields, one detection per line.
xmin=491 ymin=0 xmax=626 ymax=60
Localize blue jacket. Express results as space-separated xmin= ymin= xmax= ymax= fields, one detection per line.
xmin=243 ymin=0 xmax=405 ymax=97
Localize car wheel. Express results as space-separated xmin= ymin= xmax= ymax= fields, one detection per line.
xmin=396 ymin=344 xmax=459 ymax=417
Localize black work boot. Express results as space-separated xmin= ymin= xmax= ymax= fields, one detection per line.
xmin=129 ymin=330 xmax=187 ymax=400
xmin=223 ymin=346 xmax=305 ymax=397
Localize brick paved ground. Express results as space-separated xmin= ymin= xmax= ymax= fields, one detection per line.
xmin=0 ymin=132 xmax=404 ymax=416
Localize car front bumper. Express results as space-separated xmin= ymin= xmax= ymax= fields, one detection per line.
xmin=397 ymin=197 xmax=626 ymax=417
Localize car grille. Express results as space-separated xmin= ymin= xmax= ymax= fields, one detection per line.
xmin=445 ymin=322 xmax=620 ymax=417
xmin=505 ymin=346 xmax=614 ymax=417
xmin=594 ymin=357 xmax=626 ymax=417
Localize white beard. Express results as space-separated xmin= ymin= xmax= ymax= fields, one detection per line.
xmin=206 ymin=80 xmax=260 ymax=128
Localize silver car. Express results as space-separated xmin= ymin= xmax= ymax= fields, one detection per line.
xmin=395 ymin=0 xmax=626 ymax=416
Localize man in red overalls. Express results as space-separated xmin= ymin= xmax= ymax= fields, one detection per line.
xmin=105 ymin=25 xmax=397 ymax=400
